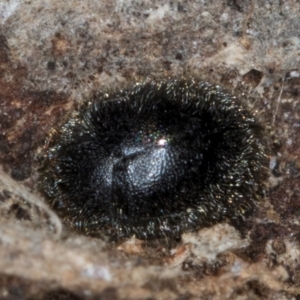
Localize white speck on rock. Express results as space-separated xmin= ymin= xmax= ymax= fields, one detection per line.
xmin=82 ymin=264 xmax=112 ymax=281
xmin=0 ymin=0 xmax=21 ymax=23
xmin=289 ymin=70 xmax=300 ymax=78
xmin=269 ymin=156 xmax=277 ymax=170
xmin=220 ymin=13 xmax=229 ymax=22
xmin=181 ymin=223 xmax=249 ymax=263
xmin=146 ymin=4 xmax=170 ymax=23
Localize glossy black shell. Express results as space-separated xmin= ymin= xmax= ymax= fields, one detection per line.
xmin=41 ymin=79 xmax=268 ymax=240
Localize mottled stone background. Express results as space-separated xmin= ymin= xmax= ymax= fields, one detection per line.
xmin=1 ymin=0 xmax=300 ymax=299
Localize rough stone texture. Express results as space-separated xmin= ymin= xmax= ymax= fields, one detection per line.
xmin=1 ymin=0 xmax=300 ymax=299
